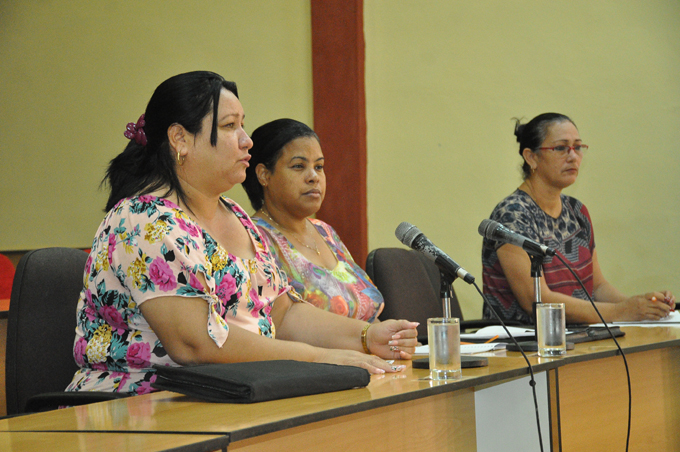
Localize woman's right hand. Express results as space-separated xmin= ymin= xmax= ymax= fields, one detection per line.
xmin=616 ymin=292 xmax=672 ymax=321
xmin=314 ymin=348 xmax=406 ymax=375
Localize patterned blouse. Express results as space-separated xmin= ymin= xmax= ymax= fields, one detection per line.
xmin=481 ymin=189 xmax=595 ymax=324
xmin=66 ymin=196 xmax=298 ymax=395
xmin=255 ymin=217 xmax=384 ymax=323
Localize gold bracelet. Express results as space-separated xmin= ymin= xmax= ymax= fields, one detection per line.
xmin=361 ymin=323 xmax=371 ymax=354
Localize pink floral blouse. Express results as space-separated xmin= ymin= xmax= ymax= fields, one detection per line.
xmin=66 ymin=196 xmax=297 ymax=395
xmin=255 ymin=218 xmax=384 ymax=322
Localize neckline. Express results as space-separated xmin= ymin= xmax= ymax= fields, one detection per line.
xmin=516 ymin=188 xmax=563 ymax=220
xmin=257 ymin=216 xmax=341 ymax=272
xmin=138 ymin=195 xmax=260 ymax=263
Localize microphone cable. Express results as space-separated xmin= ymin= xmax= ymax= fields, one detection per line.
xmin=470 ymin=280 xmax=544 ymax=452
xmin=554 ymin=253 xmax=631 ymax=452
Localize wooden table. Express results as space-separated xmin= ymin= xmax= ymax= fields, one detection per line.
xmin=0 ymin=431 xmax=229 ymax=452
xmin=0 ymin=326 xmax=678 ymax=451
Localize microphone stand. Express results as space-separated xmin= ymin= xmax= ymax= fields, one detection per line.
xmin=438 ymin=270 xmax=482 ymax=367
xmin=507 ymin=253 xmax=545 ymax=352
xmin=508 ymin=252 xmax=574 ymax=353
xmin=529 ymin=254 xmax=544 ymax=337
xmin=440 ymin=270 xmax=456 ymax=319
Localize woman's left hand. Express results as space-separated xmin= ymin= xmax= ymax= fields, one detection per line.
xmin=366 ymin=320 xmax=419 ymax=360
xmin=659 ymin=290 xmax=676 ymax=310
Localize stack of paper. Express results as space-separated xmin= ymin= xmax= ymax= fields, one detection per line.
xmin=460 ymin=326 xmax=535 ymax=340
xmin=414 ymin=342 xmax=507 ymax=355
xmin=591 ymin=310 xmax=680 ymax=327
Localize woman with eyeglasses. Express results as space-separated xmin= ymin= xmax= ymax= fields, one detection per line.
xmin=481 ymin=113 xmax=674 ymax=325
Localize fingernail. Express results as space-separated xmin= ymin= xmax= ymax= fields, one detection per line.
xmin=388 ymin=340 xmax=398 ymax=346
xmin=391 ymin=334 xmax=401 ymax=340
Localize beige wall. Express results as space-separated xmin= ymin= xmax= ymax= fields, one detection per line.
xmin=2 ymin=1 xmax=678 ymax=320
xmin=0 ymin=0 xmax=313 ymax=251
xmin=364 ymin=0 xmax=680 ymax=319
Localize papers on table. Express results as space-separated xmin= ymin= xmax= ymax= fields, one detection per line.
xmin=460 ymin=326 xmax=535 ymax=340
xmin=462 ymin=343 xmax=507 ymax=354
xmin=415 ymin=342 xmax=507 ymax=355
xmin=590 ymin=310 xmax=680 ymax=328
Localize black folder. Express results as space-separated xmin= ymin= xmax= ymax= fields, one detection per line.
xmin=152 ymin=360 xmax=370 ymax=403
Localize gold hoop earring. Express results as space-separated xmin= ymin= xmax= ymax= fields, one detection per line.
xmin=176 ymin=151 xmax=185 ymax=166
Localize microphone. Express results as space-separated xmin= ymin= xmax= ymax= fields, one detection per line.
xmin=478 ymin=219 xmax=556 ymax=257
xmin=395 ymin=222 xmax=475 ymax=284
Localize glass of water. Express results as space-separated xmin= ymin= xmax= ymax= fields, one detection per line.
xmin=536 ymin=303 xmax=566 ymax=357
xmin=427 ymin=317 xmax=462 ymax=380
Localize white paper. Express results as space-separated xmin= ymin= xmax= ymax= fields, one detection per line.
xmin=460 ymin=325 xmax=535 ymax=340
xmin=462 ymin=343 xmax=507 ymax=353
xmin=415 ymin=343 xmax=507 ymax=355
xmin=590 ymin=310 xmax=680 ymax=327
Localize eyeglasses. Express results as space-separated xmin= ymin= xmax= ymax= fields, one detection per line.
xmin=538 ymin=144 xmax=588 ymax=155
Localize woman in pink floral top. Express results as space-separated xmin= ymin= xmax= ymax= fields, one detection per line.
xmin=242 ymin=119 xmax=386 ymax=325
xmin=243 ymin=118 xmax=394 ymax=322
xmin=255 ymin=218 xmax=383 ymax=322
xmin=67 ymin=72 xmax=418 ymax=395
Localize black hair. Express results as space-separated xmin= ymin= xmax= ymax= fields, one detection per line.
xmin=514 ymin=113 xmax=576 ymax=179
xmin=102 ymin=71 xmax=238 ymax=212
xmin=242 ymin=118 xmax=319 ymax=211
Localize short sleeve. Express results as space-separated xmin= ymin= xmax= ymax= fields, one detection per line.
xmin=104 ymin=197 xmax=228 ymax=347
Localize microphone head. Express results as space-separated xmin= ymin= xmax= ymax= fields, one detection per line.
xmin=478 ymin=219 xmax=499 ymax=239
xmin=395 ymin=222 xmax=421 ymax=247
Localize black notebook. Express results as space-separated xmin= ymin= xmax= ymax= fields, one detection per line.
xmin=566 ymin=326 xmax=625 ymax=343
xmin=152 ymin=360 xmax=371 ymax=403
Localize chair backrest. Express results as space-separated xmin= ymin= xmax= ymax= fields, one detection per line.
xmin=5 ymin=247 xmax=88 ymax=415
xmin=0 ymin=253 xmax=16 ymax=300
xmin=366 ymin=248 xmax=464 ymax=338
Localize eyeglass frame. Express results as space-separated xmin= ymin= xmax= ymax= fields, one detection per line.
xmin=538 ymin=144 xmax=589 ymax=154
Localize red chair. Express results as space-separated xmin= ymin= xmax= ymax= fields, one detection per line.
xmin=0 ymin=253 xmax=15 ymax=300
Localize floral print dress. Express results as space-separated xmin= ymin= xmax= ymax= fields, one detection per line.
xmin=66 ymin=196 xmax=297 ymax=394
xmin=255 ymin=217 xmax=384 ymax=323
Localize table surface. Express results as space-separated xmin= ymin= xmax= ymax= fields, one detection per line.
xmin=1 ymin=325 xmax=678 ymax=444
xmin=0 ymin=431 xmax=229 ymax=452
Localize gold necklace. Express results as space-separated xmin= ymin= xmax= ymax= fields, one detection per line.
xmin=260 ymin=208 xmax=320 ymax=255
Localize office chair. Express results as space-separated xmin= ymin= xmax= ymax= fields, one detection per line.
xmin=5 ymin=248 xmax=128 ymax=415
xmin=366 ymin=248 xmax=514 ymax=340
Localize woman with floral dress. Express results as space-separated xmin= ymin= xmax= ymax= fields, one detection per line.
xmin=242 ymin=119 xmax=384 ymax=324
xmin=66 ymin=71 xmax=418 ymax=395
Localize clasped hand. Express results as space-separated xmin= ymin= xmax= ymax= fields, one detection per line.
xmin=366 ymin=319 xmax=420 ymax=360
xmin=315 ymin=319 xmax=419 ymax=375
xmin=622 ymin=291 xmax=675 ymax=321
